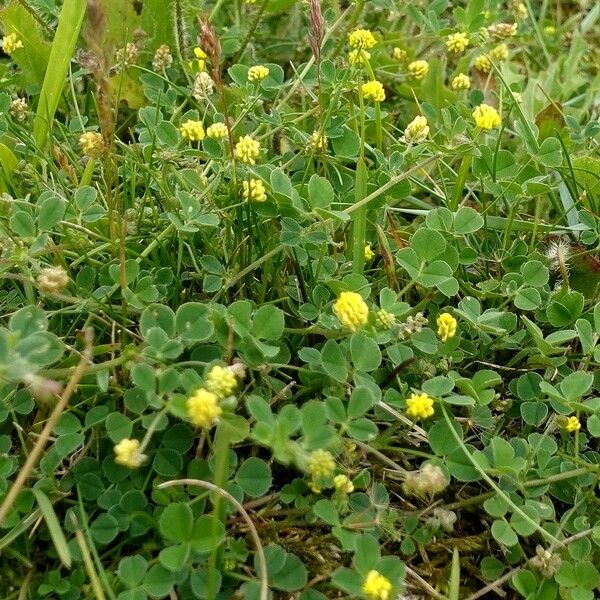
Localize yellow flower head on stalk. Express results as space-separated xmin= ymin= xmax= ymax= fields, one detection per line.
xmin=248 ymin=65 xmax=269 ymax=81
xmin=114 ymin=438 xmax=146 ymax=468
xmin=348 ymin=49 xmax=371 ymax=65
xmin=376 ymin=309 xmax=396 ymax=330
xmin=308 ymin=130 xmax=328 ymax=152
xmin=334 ymin=474 xmax=354 ymax=493
xmin=564 ymin=416 xmax=581 ymax=433
xmin=79 ymin=131 xmax=105 ymax=158
xmin=491 ymin=43 xmax=509 ymax=60
xmin=206 ymin=122 xmax=229 ymax=139
xmin=361 ymin=80 xmax=385 ymax=102
xmin=474 ymin=54 xmax=492 ymax=72
xmin=452 ymin=73 xmax=471 ymax=90
xmin=205 ymin=365 xmax=238 ymax=399
xmin=180 ymin=120 xmax=205 ymax=141
xmin=333 ymin=291 xmax=369 ymax=331
xmin=408 ymin=60 xmax=429 ymax=79
xmin=234 ymin=135 xmax=261 ymax=164
xmin=193 ymin=47 xmax=207 ymax=71
xmin=393 ymin=47 xmax=407 ymax=61
xmin=1 ymin=33 xmax=23 ymax=55
xmin=348 ymin=28 xmax=377 ymax=50
xmin=308 ymin=481 xmax=321 ymax=494
xmin=472 ymin=103 xmax=501 ymax=130
xmin=446 ymin=32 xmax=470 ymax=53
xmin=308 ymin=449 xmax=336 ymax=480
xmin=437 ymin=312 xmax=457 ymax=341
xmin=401 ymin=115 xmax=429 ymax=144
xmin=364 ymin=243 xmax=375 ymax=261
xmin=242 ymin=178 xmax=267 ymax=202
xmin=362 ymin=570 xmax=392 ymax=600
xmin=186 ymin=388 xmax=221 ymax=428
xmin=406 ymin=393 xmax=435 ymax=420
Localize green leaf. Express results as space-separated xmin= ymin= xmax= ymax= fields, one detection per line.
xmin=453 ymin=206 xmax=484 ymax=234
xmin=159 ymin=503 xmax=193 ymax=543
xmin=270 ymin=168 xmax=293 ymax=199
xmin=547 ymin=290 xmax=584 ymax=326
xmin=271 ymin=552 xmax=308 ymax=591
xmin=520 ymin=401 xmax=548 ymax=425
xmin=175 ymin=302 xmax=213 ymax=342
xmin=191 ymin=515 xmax=225 ymax=553
xmin=253 ymin=305 xmax=284 ymax=340
xmin=105 ymin=413 xmax=132 ymax=444
xmin=521 ymin=260 xmax=549 ymax=287
xmin=32 ymin=489 xmax=71 ymax=568
xmin=491 ymin=519 xmax=518 ymax=546
xmin=411 ymin=228 xmax=446 ymax=261
xmin=118 ymin=555 xmax=148 ymax=588
xmin=537 ymin=137 xmax=563 ymax=167
xmin=350 ymin=333 xmax=381 ymax=372
xmin=308 ymin=175 xmax=334 ymax=209
xmin=347 ymin=387 xmax=374 ymax=419
xmin=559 ymin=371 xmax=593 ymax=401
xmin=159 ymin=543 xmax=190 ymax=572
xmin=321 ymin=340 xmax=348 ymax=383
xmin=10 ymin=211 xmax=36 ymax=238
xmin=236 ymin=457 xmax=272 ymax=498
xmin=313 ymin=499 xmax=340 ymax=526
xmin=90 ymin=513 xmax=119 ymax=545
xmin=514 ymin=287 xmax=542 ymax=311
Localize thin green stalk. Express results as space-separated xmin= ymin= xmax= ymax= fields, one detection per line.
xmin=351 ymin=157 xmax=368 ymax=274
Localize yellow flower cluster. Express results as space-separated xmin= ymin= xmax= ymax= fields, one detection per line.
xmin=474 ymin=54 xmax=492 ymax=72
xmin=193 ymin=47 xmax=207 ymax=71
xmin=114 ymin=438 xmax=146 ymax=468
xmin=308 ymin=449 xmax=336 ymax=480
xmin=348 ymin=28 xmax=377 ymax=50
xmin=1 ymin=33 xmax=23 ymax=55
xmin=234 ymin=135 xmax=261 ymax=164
xmin=436 ymin=312 xmax=457 ymax=341
xmin=491 ymin=43 xmax=509 ymax=60
xmin=186 ymin=388 xmax=222 ymax=428
xmin=348 ymin=49 xmax=371 ymax=65
xmin=452 ymin=73 xmax=471 ymax=90
xmin=364 ymin=243 xmax=375 ymax=261
xmin=392 ymin=47 xmax=407 ymax=62
xmin=564 ymin=416 xmax=581 ymax=432
xmin=333 ymin=291 xmax=369 ymax=331
xmin=248 ymin=65 xmax=269 ymax=81
xmin=376 ymin=309 xmax=396 ymax=330
xmin=446 ymin=32 xmax=470 ymax=53
xmin=180 ymin=120 xmax=205 ymax=141
xmin=362 ymin=570 xmax=392 ymax=600
xmin=334 ymin=474 xmax=354 ymax=493
xmin=308 ymin=130 xmax=328 ymax=152
xmin=79 ymin=132 xmax=105 ymax=158
xmin=361 ymin=80 xmax=385 ymax=102
xmin=205 ymin=365 xmax=238 ymax=398
xmin=472 ymin=103 xmax=501 ymax=130
xmin=402 ymin=115 xmax=429 ymax=144
xmin=206 ymin=122 xmax=228 ymax=139
xmin=406 ymin=393 xmax=435 ymax=420
xmin=243 ymin=178 xmax=267 ymax=202
xmin=408 ymin=60 xmax=429 ymax=79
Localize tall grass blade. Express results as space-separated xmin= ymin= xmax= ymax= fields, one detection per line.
xmin=32 ymin=489 xmax=72 ymax=568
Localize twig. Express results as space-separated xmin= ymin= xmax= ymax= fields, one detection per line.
xmin=158 ymin=478 xmax=269 ymax=600
xmin=0 ymin=328 xmax=93 ymax=526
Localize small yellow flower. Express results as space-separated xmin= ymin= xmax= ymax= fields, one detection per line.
xmin=564 ymin=416 xmax=581 ymax=433
xmin=333 ymin=291 xmax=369 ymax=331
xmin=234 ymin=135 xmax=261 ymax=164
xmin=308 ymin=481 xmax=322 ymax=494
xmin=248 ymin=65 xmax=269 ymax=81
xmin=308 ymin=130 xmax=328 ymax=152
xmin=515 ymin=2 xmax=528 ymax=20
xmin=401 ymin=115 xmax=429 ymax=144
xmin=308 ymin=449 xmax=336 ymax=480
xmin=488 ymin=22 xmax=518 ymax=40
xmin=452 ymin=73 xmax=471 ymax=90
xmin=376 ymin=309 xmax=396 ymax=330
xmin=180 ymin=119 xmax=205 ymax=141
xmin=79 ymin=132 xmax=105 ymax=158
xmin=474 ymin=54 xmax=492 ymax=72
xmin=1 ymin=33 xmax=23 ymax=55
xmin=406 ymin=393 xmax=435 ymax=420
xmin=205 ymin=365 xmax=238 ymax=399
xmin=193 ymin=47 xmax=207 ymax=71
xmin=408 ymin=60 xmax=429 ymax=79
xmin=114 ymin=438 xmax=146 ymax=468
xmin=491 ymin=43 xmax=509 ymax=60
xmin=206 ymin=122 xmax=229 ymax=139
xmin=361 ymin=80 xmax=385 ymax=102
xmin=437 ymin=312 xmax=457 ymax=342
xmin=334 ymin=474 xmax=354 ymax=493
xmin=446 ymin=32 xmax=470 ymax=53
xmin=544 ymin=25 xmax=556 ymax=36
xmin=364 ymin=243 xmax=375 ymax=261
xmin=472 ymin=103 xmax=501 ymax=130
xmin=348 ymin=49 xmax=371 ymax=65
xmin=362 ymin=570 xmax=392 ymax=600
xmin=242 ymin=178 xmax=267 ymax=202
xmin=348 ymin=28 xmax=377 ymax=50
xmin=186 ymin=388 xmax=221 ymax=428
xmin=392 ymin=47 xmax=407 ymax=61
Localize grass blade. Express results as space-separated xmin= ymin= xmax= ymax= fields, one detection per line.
xmin=32 ymin=489 xmax=72 ymax=568
xmin=448 ymin=548 xmax=460 ymax=600
xmin=32 ymin=0 xmax=86 ymax=148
